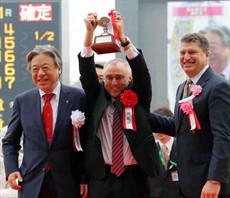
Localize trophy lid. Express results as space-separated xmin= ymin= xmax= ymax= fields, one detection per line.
xmin=97 ymin=17 xmax=110 ymax=26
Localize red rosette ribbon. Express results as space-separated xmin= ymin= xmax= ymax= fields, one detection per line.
xmin=179 ymin=100 xmax=201 ymax=134
xmin=108 ymin=9 xmax=119 ymax=40
xmin=120 ymin=90 xmax=138 ymax=131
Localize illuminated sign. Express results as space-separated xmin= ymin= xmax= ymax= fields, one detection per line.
xmin=0 ymin=1 xmax=61 ymax=131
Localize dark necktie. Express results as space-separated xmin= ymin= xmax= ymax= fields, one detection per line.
xmin=182 ymin=79 xmax=193 ymax=98
xmin=43 ymin=93 xmax=54 ymax=144
xmin=162 ymin=144 xmax=169 ymax=170
xmin=111 ymin=105 xmax=124 ymax=177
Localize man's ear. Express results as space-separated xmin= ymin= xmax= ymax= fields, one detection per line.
xmin=129 ymin=76 xmax=133 ymax=82
xmin=58 ymin=67 xmax=62 ymax=75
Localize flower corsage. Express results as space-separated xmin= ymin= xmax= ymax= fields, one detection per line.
xmin=120 ymin=90 xmax=138 ymax=131
xmin=179 ymin=85 xmax=202 ymax=134
xmin=70 ymin=110 xmax=85 ymax=151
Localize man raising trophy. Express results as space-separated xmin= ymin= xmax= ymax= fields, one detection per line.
xmin=78 ymin=11 xmax=162 ymax=198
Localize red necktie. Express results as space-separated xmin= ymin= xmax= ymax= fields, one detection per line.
xmin=43 ymin=93 xmax=54 ymax=172
xmin=43 ymin=93 xmax=54 ymax=144
xmin=182 ymin=79 xmax=193 ymax=98
xmin=111 ymin=106 xmax=124 ymax=177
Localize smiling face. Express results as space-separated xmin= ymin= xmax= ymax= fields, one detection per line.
xmin=180 ymin=42 xmax=209 ymax=78
xmin=204 ymin=32 xmax=230 ymax=73
xmin=30 ymin=53 xmax=62 ymax=93
xmin=103 ymin=60 xmax=132 ymax=99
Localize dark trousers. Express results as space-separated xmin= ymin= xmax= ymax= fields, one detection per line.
xmin=88 ymin=165 xmax=150 ymax=198
xmin=38 ymin=171 xmax=57 ymax=198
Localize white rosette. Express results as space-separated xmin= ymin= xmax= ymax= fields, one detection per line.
xmin=70 ymin=110 xmax=85 ymax=151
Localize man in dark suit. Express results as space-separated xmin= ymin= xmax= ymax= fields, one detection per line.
xmin=150 ymin=33 xmax=230 ymax=198
xmin=78 ymin=12 xmax=162 ymax=198
xmin=2 ymin=45 xmax=88 ymax=198
xmin=148 ymin=107 xmax=179 ymax=198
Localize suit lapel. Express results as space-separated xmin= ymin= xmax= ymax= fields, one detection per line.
xmin=33 ymin=89 xmax=48 ymax=143
xmin=169 ymin=139 xmax=177 ymax=166
xmin=175 ymin=82 xmax=186 ymax=130
xmin=52 ymin=85 xmax=70 ymax=143
xmin=176 ymin=67 xmax=212 ymax=132
xmin=92 ymin=87 xmax=111 ymax=136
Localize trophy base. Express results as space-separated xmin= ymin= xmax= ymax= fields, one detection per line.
xmin=92 ymin=34 xmax=121 ymax=54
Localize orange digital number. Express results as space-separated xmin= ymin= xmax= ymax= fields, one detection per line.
xmin=34 ymin=31 xmax=54 ymax=41
xmin=5 ymin=76 xmax=15 ymax=89
xmin=5 ymin=63 xmax=15 ymax=75
xmin=4 ymin=23 xmax=15 ymax=36
xmin=4 ymin=36 xmax=15 ymax=49
xmin=4 ymin=50 xmax=15 ymax=62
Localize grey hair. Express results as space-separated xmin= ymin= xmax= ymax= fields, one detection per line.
xmin=181 ymin=32 xmax=210 ymax=52
xmin=103 ymin=58 xmax=132 ymax=76
xmin=199 ymin=25 xmax=230 ymax=48
xmin=26 ymin=45 xmax=62 ymax=71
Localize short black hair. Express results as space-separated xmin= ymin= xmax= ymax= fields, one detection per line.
xmin=95 ymin=63 xmax=104 ymax=69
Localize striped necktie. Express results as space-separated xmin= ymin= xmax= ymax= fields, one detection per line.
xmin=162 ymin=144 xmax=169 ymax=170
xmin=182 ymin=79 xmax=193 ymax=99
xmin=111 ymin=104 xmax=124 ymax=177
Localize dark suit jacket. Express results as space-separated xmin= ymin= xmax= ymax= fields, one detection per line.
xmin=2 ymin=84 xmax=86 ymax=198
xmin=150 ymin=67 xmax=230 ymax=197
xmin=78 ymin=52 xmax=162 ymax=180
xmin=148 ymin=139 xmax=179 ymax=198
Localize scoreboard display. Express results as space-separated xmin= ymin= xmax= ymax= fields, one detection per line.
xmin=0 ymin=1 xmax=61 ymax=131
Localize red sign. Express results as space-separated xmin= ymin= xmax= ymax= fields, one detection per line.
xmin=172 ymin=6 xmax=223 ymax=17
xmin=19 ymin=4 xmax=52 ymax=22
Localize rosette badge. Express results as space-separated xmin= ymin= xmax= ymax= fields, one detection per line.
xmin=71 ymin=110 xmax=85 ymax=128
xmin=70 ymin=110 xmax=85 ymax=151
xmin=179 ymin=85 xmax=202 ymax=134
xmin=120 ymin=90 xmax=138 ymax=131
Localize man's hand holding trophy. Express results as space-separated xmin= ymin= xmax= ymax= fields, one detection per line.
xmin=89 ymin=10 xmax=129 ymax=54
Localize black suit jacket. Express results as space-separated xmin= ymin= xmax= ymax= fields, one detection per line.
xmin=150 ymin=67 xmax=230 ymax=197
xmin=78 ymin=52 xmax=162 ymax=179
xmin=2 ymin=84 xmax=86 ymax=198
xmin=148 ymin=139 xmax=179 ymax=198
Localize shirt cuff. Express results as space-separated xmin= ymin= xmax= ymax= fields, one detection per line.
xmin=125 ymin=44 xmax=139 ymax=60
xmin=81 ymin=45 xmax=94 ymax=57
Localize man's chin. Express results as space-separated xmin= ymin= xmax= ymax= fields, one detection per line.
xmin=110 ymin=92 xmax=120 ymax=99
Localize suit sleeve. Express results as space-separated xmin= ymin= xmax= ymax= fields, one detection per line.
xmin=127 ymin=50 xmax=152 ymax=111
xmin=208 ymin=81 xmax=230 ymax=183
xmin=2 ymin=96 xmax=22 ymax=177
xmin=149 ymin=113 xmax=176 ymax=137
xmin=78 ymin=53 xmax=100 ymax=99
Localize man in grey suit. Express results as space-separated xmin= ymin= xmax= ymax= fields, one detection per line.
xmin=78 ymin=12 xmax=162 ymax=198
xmin=2 ymin=45 xmax=88 ymax=198
xmin=150 ymin=33 xmax=230 ymax=198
